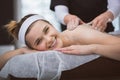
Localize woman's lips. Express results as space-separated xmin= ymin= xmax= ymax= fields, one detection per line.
xmin=50 ymin=37 xmax=57 ymax=48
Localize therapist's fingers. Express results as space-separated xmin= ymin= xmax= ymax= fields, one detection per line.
xmin=67 ymin=18 xmax=80 ymax=30
xmin=91 ymin=14 xmax=104 ymax=30
xmin=95 ymin=22 xmax=103 ymax=31
xmin=67 ymin=17 xmax=85 ymax=31
xmin=96 ymin=20 xmax=107 ymax=32
xmin=79 ymin=19 xmax=85 ymax=24
xmin=98 ymin=24 xmax=107 ymax=32
xmin=101 ymin=24 xmax=107 ymax=32
xmin=91 ymin=12 xmax=112 ymax=32
xmin=67 ymin=19 xmax=77 ymax=30
xmin=91 ymin=21 xmax=98 ymax=29
xmin=91 ymin=20 xmax=106 ymax=32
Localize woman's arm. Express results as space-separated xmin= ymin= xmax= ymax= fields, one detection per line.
xmin=0 ymin=47 xmax=37 ymax=70
xmin=56 ymin=24 xmax=120 ymax=61
xmin=55 ymin=44 xmax=120 ymax=61
xmin=0 ymin=48 xmax=24 ymax=70
xmin=93 ymin=44 xmax=120 ymax=61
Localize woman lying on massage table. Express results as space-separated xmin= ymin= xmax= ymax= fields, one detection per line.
xmin=0 ymin=14 xmax=120 ymax=70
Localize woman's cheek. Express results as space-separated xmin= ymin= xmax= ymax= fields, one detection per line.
xmin=37 ymin=44 xmax=47 ymax=51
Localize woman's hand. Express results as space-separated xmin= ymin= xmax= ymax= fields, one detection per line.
xmin=91 ymin=10 xmax=114 ymax=32
xmin=54 ymin=45 xmax=96 ymax=55
xmin=64 ymin=14 xmax=85 ymax=30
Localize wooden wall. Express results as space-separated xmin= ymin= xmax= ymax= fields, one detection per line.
xmin=0 ymin=0 xmax=14 ymax=45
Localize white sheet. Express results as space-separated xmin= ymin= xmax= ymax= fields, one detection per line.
xmin=0 ymin=50 xmax=100 ymax=80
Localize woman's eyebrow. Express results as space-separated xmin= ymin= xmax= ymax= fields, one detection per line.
xmin=43 ymin=25 xmax=48 ymax=32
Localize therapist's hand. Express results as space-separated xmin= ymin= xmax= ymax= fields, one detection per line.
xmin=64 ymin=14 xmax=84 ymax=30
xmin=54 ymin=45 xmax=95 ymax=55
xmin=91 ymin=10 xmax=114 ymax=32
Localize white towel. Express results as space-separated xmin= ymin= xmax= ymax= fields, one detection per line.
xmin=0 ymin=50 xmax=100 ymax=80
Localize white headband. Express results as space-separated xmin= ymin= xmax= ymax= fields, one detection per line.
xmin=18 ymin=15 xmax=44 ymax=44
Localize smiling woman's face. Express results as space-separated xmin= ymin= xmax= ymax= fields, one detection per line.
xmin=25 ymin=20 xmax=63 ymax=51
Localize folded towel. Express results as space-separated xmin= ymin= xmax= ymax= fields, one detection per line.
xmin=0 ymin=50 xmax=100 ymax=80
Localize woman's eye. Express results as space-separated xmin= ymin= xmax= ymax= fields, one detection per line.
xmin=36 ymin=39 xmax=42 ymax=45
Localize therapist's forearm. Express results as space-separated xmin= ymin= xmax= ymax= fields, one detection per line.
xmin=93 ymin=44 xmax=120 ymax=61
xmin=108 ymin=0 xmax=120 ymax=19
xmin=55 ymin=5 xmax=69 ymax=25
